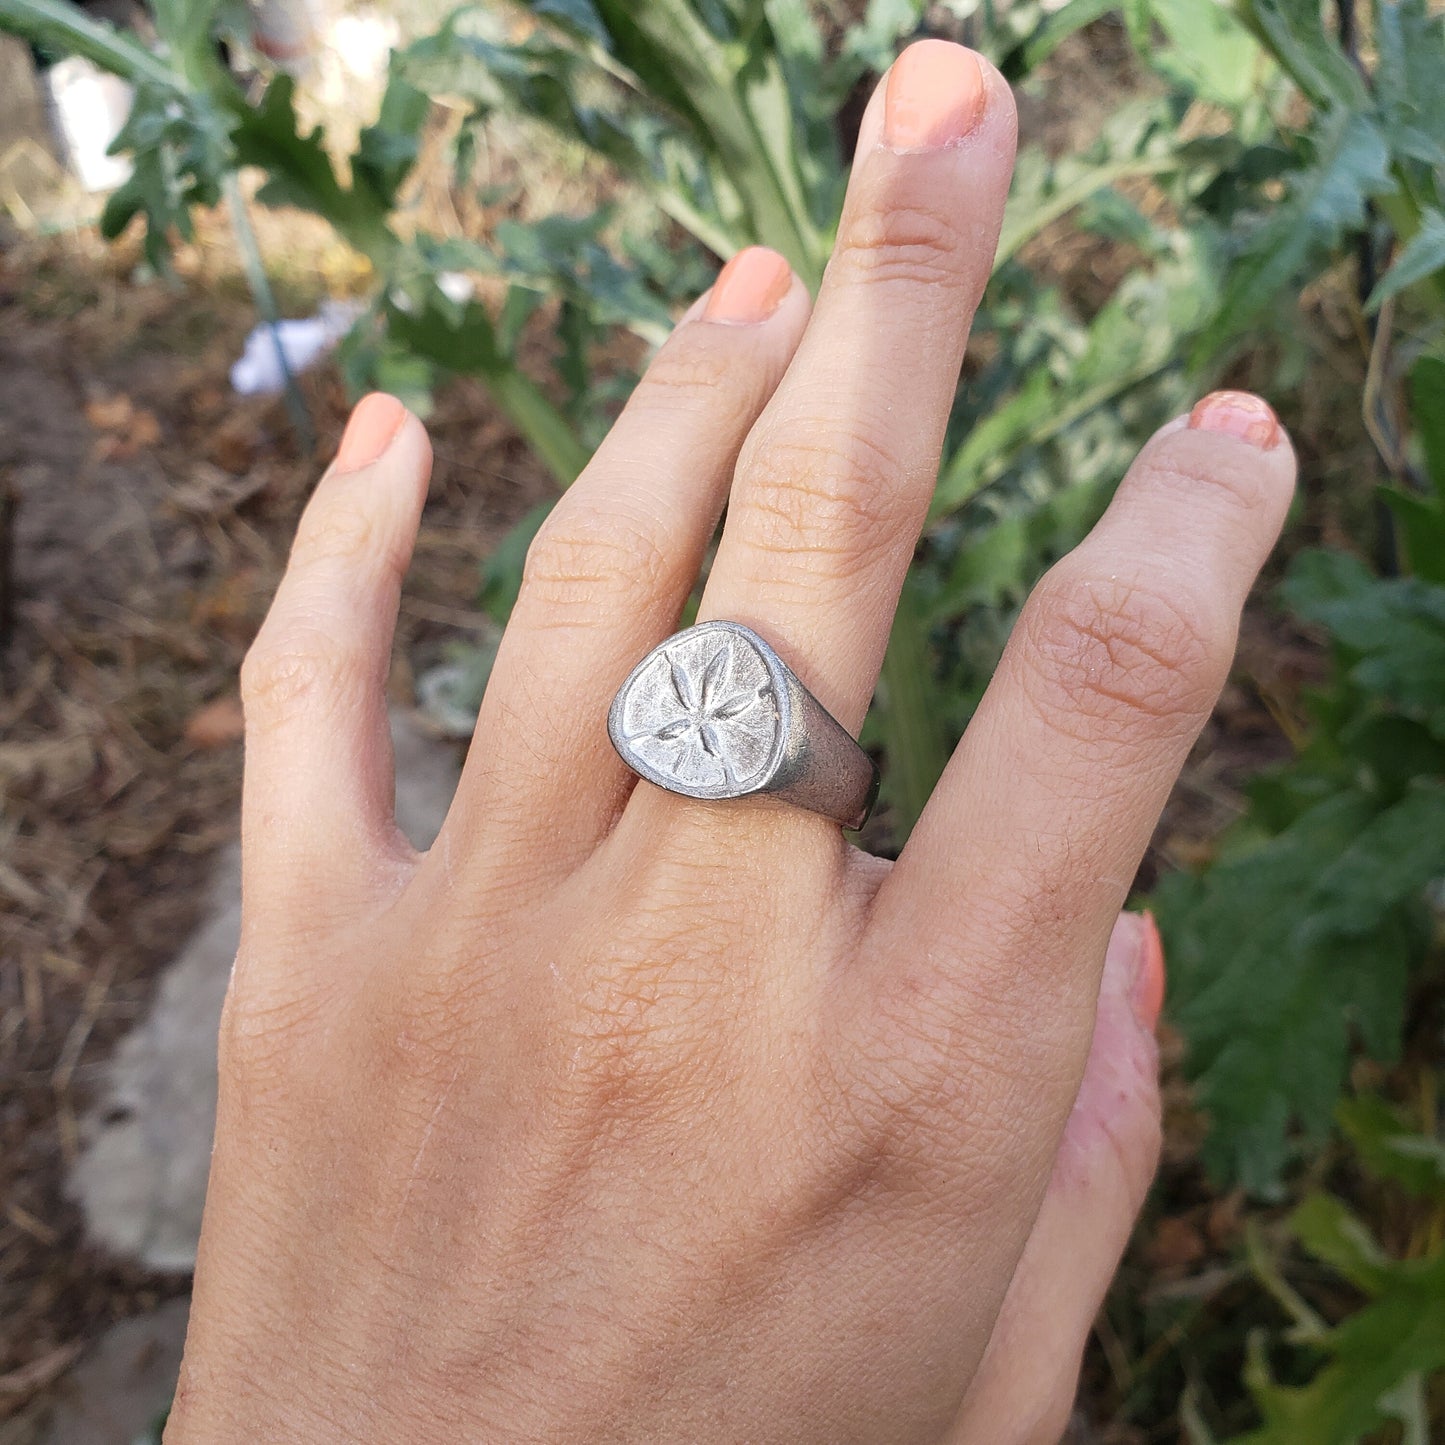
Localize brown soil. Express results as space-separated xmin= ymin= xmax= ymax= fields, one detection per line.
xmin=0 ymin=222 xmax=552 ymax=1419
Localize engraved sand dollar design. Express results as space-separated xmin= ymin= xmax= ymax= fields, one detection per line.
xmin=608 ymin=622 xmax=788 ymax=799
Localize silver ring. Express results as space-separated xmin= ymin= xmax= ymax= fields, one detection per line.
xmin=608 ymin=620 xmax=879 ymax=830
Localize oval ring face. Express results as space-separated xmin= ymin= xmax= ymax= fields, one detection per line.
xmin=609 ymin=622 xmax=788 ymax=799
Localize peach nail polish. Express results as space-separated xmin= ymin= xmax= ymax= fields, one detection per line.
xmin=1131 ymin=911 xmax=1166 ymax=1032
xmin=704 ymin=247 xmax=793 ymax=324
xmin=333 ymin=393 xmax=407 ymax=474
xmin=1188 ymin=390 xmax=1281 ymax=450
xmin=884 ymin=40 xmax=987 ymax=150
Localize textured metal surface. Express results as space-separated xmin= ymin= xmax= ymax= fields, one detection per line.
xmin=609 ymin=620 xmax=878 ymax=829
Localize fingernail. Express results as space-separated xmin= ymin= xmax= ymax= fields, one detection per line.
xmin=704 ymin=247 xmax=793 ymax=324
xmin=883 ymin=40 xmax=987 ymax=150
xmin=333 ymin=393 xmax=407 ymax=475
xmin=1132 ymin=912 xmax=1166 ymax=1031
xmin=1104 ymin=911 xmax=1165 ymax=1033
xmin=1188 ymin=390 xmax=1281 ymax=450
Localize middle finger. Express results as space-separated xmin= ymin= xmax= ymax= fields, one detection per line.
xmin=698 ymin=41 xmax=1017 ymax=736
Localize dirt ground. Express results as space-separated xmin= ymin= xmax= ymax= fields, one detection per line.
xmin=0 ymin=221 xmax=554 ymax=1419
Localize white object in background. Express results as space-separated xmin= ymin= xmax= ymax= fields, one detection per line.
xmin=229 ymin=299 xmax=362 ymax=396
xmin=248 ymin=0 xmax=325 ymax=74
xmin=437 ymin=271 xmax=476 ymax=305
xmin=46 ymin=56 xmax=133 ymax=193
xmin=329 ymin=11 xmax=399 ymax=83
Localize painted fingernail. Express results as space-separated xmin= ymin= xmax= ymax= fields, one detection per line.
xmin=704 ymin=247 xmax=793 ymax=324
xmin=1188 ymin=390 xmax=1281 ymax=450
xmin=1131 ymin=912 xmax=1166 ymax=1032
xmin=884 ymin=40 xmax=987 ymax=150
xmin=333 ymin=392 xmax=407 ymax=475
xmin=1103 ymin=911 xmax=1165 ymax=1033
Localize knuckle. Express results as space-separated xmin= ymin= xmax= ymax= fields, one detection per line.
xmin=240 ymin=628 xmax=360 ymax=728
xmin=1147 ymin=443 xmax=1277 ymax=518
xmin=1018 ymin=568 xmax=1227 ymax=743
xmin=641 ymin=335 xmax=744 ymax=404
xmin=294 ymin=492 xmax=403 ymax=582
xmin=521 ymin=502 xmax=675 ymax=617
xmin=831 ymin=201 xmax=965 ymax=290
xmin=738 ymin=421 xmax=917 ymax=569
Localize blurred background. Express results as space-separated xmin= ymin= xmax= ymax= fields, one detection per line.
xmin=0 ymin=0 xmax=1442 ymax=1441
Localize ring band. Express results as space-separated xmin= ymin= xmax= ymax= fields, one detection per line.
xmin=608 ymin=620 xmax=879 ymax=830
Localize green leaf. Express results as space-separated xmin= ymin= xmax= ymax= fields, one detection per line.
xmin=837 ymin=0 xmax=927 ymax=79
xmin=1337 ymin=1095 xmax=1445 ymax=1200
xmin=1409 ymin=355 xmax=1445 ymax=498
xmin=1009 ymin=0 xmax=1119 ymax=72
xmin=354 ymin=71 xmax=431 ymax=209
xmin=1374 ymin=0 xmax=1445 ymax=167
xmin=1282 ymin=551 xmax=1445 ymax=737
xmin=480 ymin=502 xmax=554 ymax=623
xmin=0 ymin=0 xmax=185 ymax=91
xmin=1307 ymin=779 xmax=1445 ymax=936
xmin=1192 ymin=109 xmax=1392 ymax=362
xmin=1230 ymin=1248 xmax=1445 ymax=1443
xmin=1155 ymin=787 xmax=1422 ymax=1193
xmin=1237 ymin=0 xmax=1367 ymax=110
xmin=97 ymin=80 xmax=232 ymax=269
xmin=1149 ymin=0 xmax=1268 ymax=107
xmin=231 ymin=76 xmax=389 ymax=255
xmin=1158 ymin=546 xmax=1445 ymax=1191
xmin=531 ymin=0 xmax=610 ymax=45
xmin=1380 ymin=487 xmax=1445 ymax=584
xmin=1366 ymin=208 xmax=1445 ymax=311
xmin=1290 ymin=1193 xmax=1393 ymax=1294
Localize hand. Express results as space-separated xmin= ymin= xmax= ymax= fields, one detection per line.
xmin=169 ymin=40 xmax=1294 ymax=1444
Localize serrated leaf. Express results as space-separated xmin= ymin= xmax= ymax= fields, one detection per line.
xmin=1237 ymin=0 xmax=1367 ymax=110
xmin=1155 ymin=788 xmax=1422 ymax=1193
xmin=1158 ymin=547 xmax=1445 ymax=1191
xmin=1282 ymin=551 xmax=1445 ymax=736
xmin=1229 ymin=1248 xmax=1445 ymax=1443
xmin=1192 ymin=108 xmax=1392 ymax=362
xmin=354 ymin=71 xmax=430 ymax=209
xmin=1374 ymin=0 xmax=1445 ymax=166
xmin=1366 ymin=208 xmax=1445 ymax=311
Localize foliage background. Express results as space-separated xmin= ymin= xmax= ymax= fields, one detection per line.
xmin=0 ymin=0 xmax=1441 ymax=1439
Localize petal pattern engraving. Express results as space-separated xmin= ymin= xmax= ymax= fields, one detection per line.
xmin=613 ymin=626 xmax=782 ymax=795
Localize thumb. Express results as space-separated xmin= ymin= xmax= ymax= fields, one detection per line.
xmin=946 ymin=910 xmax=1164 ymax=1445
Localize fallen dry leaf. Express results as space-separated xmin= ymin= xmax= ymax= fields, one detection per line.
xmin=183 ymin=694 xmax=245 ymax=749
xmin=1145 ymin=1214 xmax=1208 ymax=1272
xmin=84 ymin=393 xmax=133 ymax=431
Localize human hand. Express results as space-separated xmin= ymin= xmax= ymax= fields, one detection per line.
xmin=169 ymin=40 xmax=1294 ymax=1444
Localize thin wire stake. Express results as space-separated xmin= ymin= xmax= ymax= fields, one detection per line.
xmin=223 ymin=172 xmax=315 ymax=453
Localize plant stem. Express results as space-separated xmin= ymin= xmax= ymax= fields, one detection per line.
xmin=224 ymin=174 xmax=315 ymax=453
xmin=483 ymin=366 xmax=590 ymax=487
xmin=0 ymin=0 xmax=185 ymax=92
xmin=877 ymin=573 xmax=950 ymax=840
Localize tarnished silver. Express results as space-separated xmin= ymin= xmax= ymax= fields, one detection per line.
xmin=608 ymin=620 xmax=879 ymax=830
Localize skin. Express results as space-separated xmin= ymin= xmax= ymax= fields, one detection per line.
xmin=168 ymin=42 xmax=1296 ymax=1445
